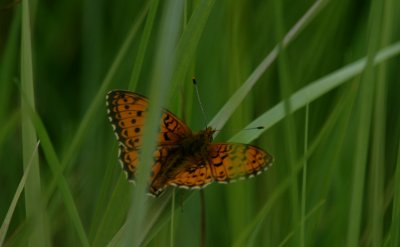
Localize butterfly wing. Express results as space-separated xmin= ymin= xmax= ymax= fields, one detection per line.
xmin=208 ymin=143 xmax=274 ymax=183
xmin=117 ymin=145 xmax=168 ymax=182
xmin=162 ymin=143 xmax=273 ymax=193
xmin=106 ymin=90 xmax=192 ymax=149
xmin=106 ymin=90 xmax=192 ymax=181
xmin=107 ymin=90 xmax=274 ymax=195
xmin=165 ymin=158 xmax=214 ymax=189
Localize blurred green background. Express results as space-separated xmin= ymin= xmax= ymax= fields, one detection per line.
xmin=1 ymin=0 xmax=400 ymax=246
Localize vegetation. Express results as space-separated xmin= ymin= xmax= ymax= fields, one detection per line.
xmin=0 ymin=0 xmax=399 ymax=246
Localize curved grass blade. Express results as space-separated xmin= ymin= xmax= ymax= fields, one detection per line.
xmin=209 ymin=0 xmax=329 ymax=132
xmin=230 ymin=41 xmax=400 ymax=143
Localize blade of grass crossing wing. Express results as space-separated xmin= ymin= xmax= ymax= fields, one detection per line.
xmin=122 ymin=2 xmax=184 ymax=246
xmin=108 ymin=1 xmax=217 ymax=245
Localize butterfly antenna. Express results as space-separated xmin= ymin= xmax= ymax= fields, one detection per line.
xmin=192 ymin=77 xmax=208 ymax=128
xmin=214 ymin=126 xmax=265 ymax=132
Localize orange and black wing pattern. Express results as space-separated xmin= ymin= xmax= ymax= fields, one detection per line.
xmin=207 ymin=143 xmax=273 ymax=183
xmin=106 ymin=90 xmax=192 ymax=181
xmin=162 ymin=143 xmax=273 ymax=191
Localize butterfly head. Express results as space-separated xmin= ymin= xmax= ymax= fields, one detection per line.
xmin=189 ymin=127 xmax=215 ymax=150
xmin=203 ymin=127 xmax=216 ymax=143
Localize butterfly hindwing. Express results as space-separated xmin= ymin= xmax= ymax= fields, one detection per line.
xmin=208 ymin=143 xmax=274 ymax=183
xmin=166 ymin=158 xmax=214 ymax=189
xmin=160 ymin=143 xmax=273 ymax=191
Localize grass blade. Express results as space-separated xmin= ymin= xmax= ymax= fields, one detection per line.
xmin=390 ymin=136 xmax=400 ymax=246
xmin=62 ymin=2 xmax=151 ymax=170
xmin=122 ymin=2 xmax=184 ymax=246
xmin=20 ymin=1 xmax=47 ymax=245
xmin=346 ymin=0 xmax=383 ymax=245
xmin=128 ymin=0 xmax=159 ymax=90
xmin=23 ymin=100 xmax=90 ymax=247
xmin=230 ymin=41 xmax=400 ymax=143
xmin=209 ymin=0 xmax=329 ymax=131
xmin=0 ymin=141 xmax=40 ymax=246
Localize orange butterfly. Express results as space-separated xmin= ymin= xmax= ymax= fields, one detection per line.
xmin=106 ymin=90 xmax=273 ymax=197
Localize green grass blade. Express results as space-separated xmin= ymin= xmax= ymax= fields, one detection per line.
xmin=209 ymin=0 xmax=329 ymax=131
xmin=128 ymin=0 xmax=159 ymax=90
xmin=0 ymin=11 xmax=20 ymax=120
xmin=233 ymin=85 xmax=356 ymax=246
xmin=274 ymin=0 xmax=300 ymax=243
xmin=170 ymin=190 xmax=176 ymax=247
xmin=0 ymin=111 xmax=20 ymax=149
xmin=62 ymin=2 xmax=150 ymax=170
xmin=369 ymin=43 xmax=386 ymax=247
xmin=390 ymin=136 xmax=400 ymax=246
xmin=369 ymin=0 xmax=394 ymax=244
xmin=34 ymin=4 xmax=150 ymax=245
xmin=20 ymin=1 xmax=47 ymax=246
xmin=107 ymin=1 xmax=217 ymax=245
xmin=230 ymin=41 xmax=400 ymax=143
xmin=346 ymin=0 xmax=383 ymax=245
xmin=277 ymin=201 xmax=326 ymax=247
xmin=90 ymin=174 xmax=130 ymax=246
xmin=24 ymin=102 xmax=90 ymax=247
xmin=0 ymin=141 xmax=40 ymax=246
xmin=232 ymin=177 xmax=291 ymax=247
xmin=122 ymin=2 xmax=184 ymax=246
xmin=300 ymin=104 xmax=309 ymax=247
xmin=170 ymin=0 xmax=216 ymax=93
xmin=3 ymin=1 xmax=400 ymax=246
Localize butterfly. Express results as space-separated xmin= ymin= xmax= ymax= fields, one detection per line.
xmin=106 ymin=90 xmax=274 ymax=197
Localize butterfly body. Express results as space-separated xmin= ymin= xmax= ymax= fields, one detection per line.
xmin=149 ymin=127 xmax=215 ymax=196
xmin=106 ymin=90 xmax=273 ymax=197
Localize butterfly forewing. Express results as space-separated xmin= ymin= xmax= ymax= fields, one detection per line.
xmin=158 ymin=111 xmax=192 ymax=145
xmin=106 ymin=91 xmax=148 ymax=150
xmin=106 ymin=90 xmax=192 ymax=183
xmin=107 ymin=90 xmax=191 ymax=149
